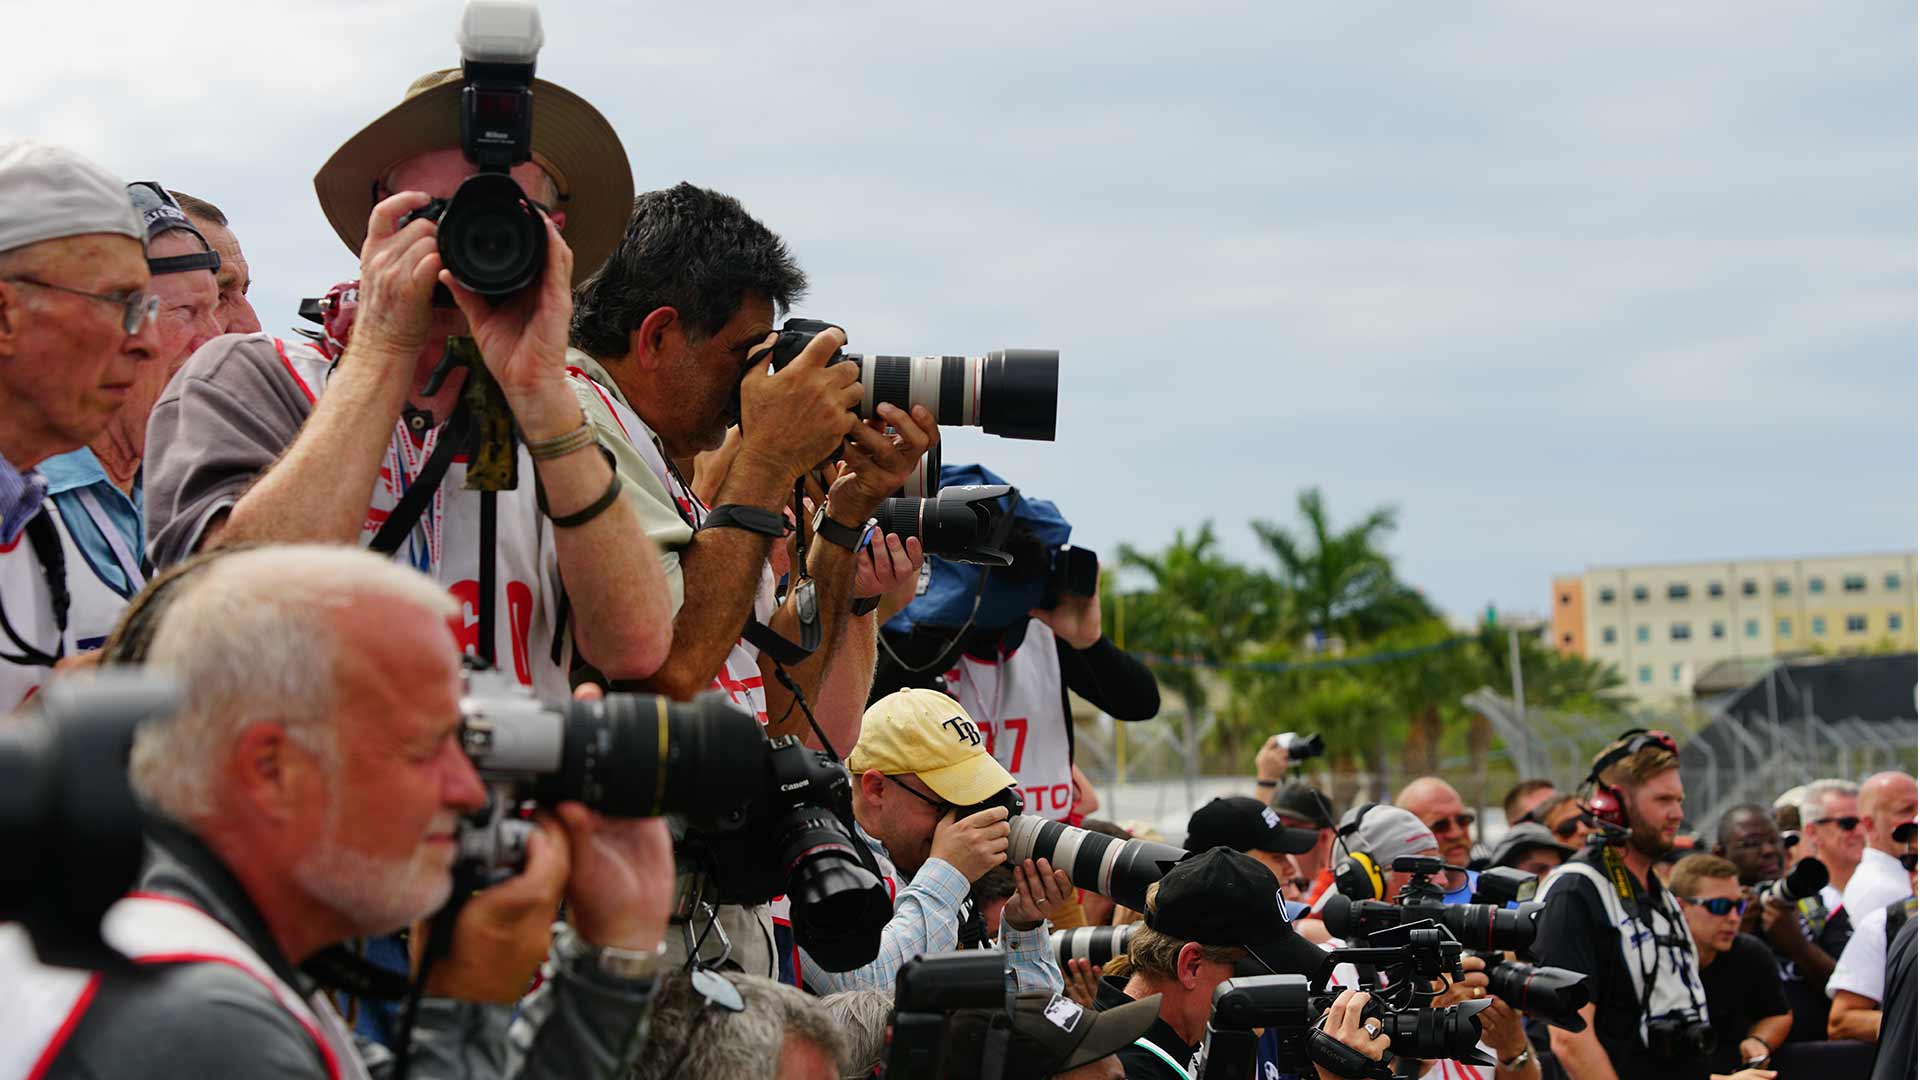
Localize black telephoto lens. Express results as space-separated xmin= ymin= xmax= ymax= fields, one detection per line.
xmin=772 ymin=803 xmax=891 ymax=971
xmin=976 ymin=349 xmax=1059 ymax=441
xmin=436 ymin=172 xmax=546 ymax=296
xmin=1434 ymin=900 xmax=1540 ymax=954
xmin=1484 ymin=961 xmax=1591 ymax=1030
xmin=533 ymin=692 xmax=769 ymax=825
xmin=874 ymin=485 xmax=1014 ymax=566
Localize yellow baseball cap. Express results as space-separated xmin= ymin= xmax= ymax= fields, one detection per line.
xmin=848 ymin=689 xmax=1016 ymax=806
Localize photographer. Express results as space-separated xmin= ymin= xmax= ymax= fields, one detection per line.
xmin=1184 ymin=796 xmax=1318 ymax=915
xmin=1771 ymin=781 xmax=1859 ymax=1042
xmin=1710 ymin=802 xmax=1839 ymax=1045
xmin=1532 ymin=731 xmax=1710 ymax=1080
xmin=1504 ymin=781 xmax=1560 ymax=827
xmin=0 ymin=142 xmax=160 ymax=710
xmin=27 ymin=546 xmax=672 ymax=1077
xmin=1269 ymin=782 xmax=1341 ymax=906
xmin=1668 ymin=855 xmax=1788 ymax=1080
xmin=812 ymin=688 xmax=1070 ymax=995
xmin=143 ymin=67 xmax=672 ymax=696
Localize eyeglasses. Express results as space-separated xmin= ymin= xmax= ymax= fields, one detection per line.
xmin=1551 ymin=818 xmax=1586 ymax=840
xmin=885 ymin=773 xmax=955 ymax=817
xmin=1811 ymin=816 xmax=1861 ymax=832
xmin=1427 ymin=812 xmax=1476 ymax=835
xmin=1683 ymin=896 xmax=1748 ymax=917
xmin=3 ymin=276 xmax=158 ymax=335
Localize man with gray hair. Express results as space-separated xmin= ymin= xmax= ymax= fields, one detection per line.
xmin=0 ymin=140 xmax=160 ymax=710
xmin=1799 ymin=778 xmax=1864 ymax=898
xmin=21 ymin=544 xmax=676 ymax=1078
xmin=1767 ymin=779 xmax=1861 ymax=1043
xmin=630 ymin=969 xmax=847 ymax=1080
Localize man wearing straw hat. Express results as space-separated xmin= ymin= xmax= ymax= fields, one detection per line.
xmin=144 ymin=67 xmax=672 ymax=696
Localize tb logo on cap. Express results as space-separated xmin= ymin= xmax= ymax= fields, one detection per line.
xmin=943 ymin=716 xmax=982 ymax=746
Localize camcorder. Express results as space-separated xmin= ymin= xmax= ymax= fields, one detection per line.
xmin=400 ymin=0 xmax=551 ymax=299
xmin=1 ymin=674 xmax=179 ymax=970
xmin=1324 ymin=859 xmax=1592 ymax=1031
xmin=884 ymin=951 xmax=1013 ymax=1077
xmin=674 ymin=736 xmax=894 ymax=973
xmin=1194 ymin=928 xmax=1496 ymax=1080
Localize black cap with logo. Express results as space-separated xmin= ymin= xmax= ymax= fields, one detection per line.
xmin=1186 ymin=796 xmax=1320 ymax=856
xmin=1149 ymin=846 xmax=1331 ymax=980
xmin=941 ymin=990 xmax=1164 ymax=1079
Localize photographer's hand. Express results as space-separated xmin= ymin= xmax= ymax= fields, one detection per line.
xmin=1314 ymin=988 xmax=1392 ymax=1080
xmin=825 ymin=403 xmax=939 ymax=524
xmin=854 ymin=531 xmax=923 ymax=600
xmin=414 ymin=814 xmax=570 ymax=1003
xmin=929 ymin=805 xmax=1011 ymax=883
xmin=351 ymin=191 xmax=444 ymax=373
xmin=1030 ymin=574 xmax=1102 ymax=649
xmin=736 ymin=326 xmax=862 ymax=487
xmin=1255 ymin=736 xmax=1292 ymax=791
xmin=1476 ymin=999 xmax=1536 ymax=1076
xmin=1001 ymin=858 xmax=1073 ymax=933
xmin=1430 ymin=953 xmax=1490 ymax=1009
xmin=1063 ymin=957 xmax=1101 ymax=1008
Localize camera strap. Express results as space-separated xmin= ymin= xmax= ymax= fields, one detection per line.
xmin=0 ymin=512 xmax=69 ymax=667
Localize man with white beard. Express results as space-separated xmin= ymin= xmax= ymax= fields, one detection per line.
xmin=21 ymin=545 xmax=675 ymax=1078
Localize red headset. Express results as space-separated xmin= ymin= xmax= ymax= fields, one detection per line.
xmin=1583 ymin=729 xmax=1678 ymax=834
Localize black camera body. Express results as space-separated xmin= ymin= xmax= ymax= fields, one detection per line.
xmin=677 ymin=736 xmax=892 ymax=973
xmin=1646 ymin=1012 xmax=1716 ymax=1062
xmin=886 ymin=951 xmax=1011 ymax=1078
xmin=1273 ymin=731 xmax=1326 ymax=761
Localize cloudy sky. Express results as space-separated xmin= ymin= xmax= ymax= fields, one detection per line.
xmin=9 ymin=1 xmax=1913 ymax=619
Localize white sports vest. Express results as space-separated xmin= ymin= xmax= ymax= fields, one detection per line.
xmin=2 ymin=894 xmax=369 ymax=1080
xmin=570 ymin=368 xmax=774 ymax=722
xmin=942 ymin=621 xmax=1074 ymax=819
xmin=0 ymin=502 xmax=138 ymax=713
xmin=1537 ymin=858 xmax=1710 ymax=1040
xmin=277 ymin=340 xmax=568 ymax=696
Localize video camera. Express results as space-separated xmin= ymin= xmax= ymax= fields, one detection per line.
xmin=1 ymin=674 xmax=179 ymax=970
xmin=398 ymin=0 xmax=550 ymax=299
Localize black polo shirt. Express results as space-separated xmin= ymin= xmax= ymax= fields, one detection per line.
xmin=1779 ymin=897 xmax=1854 ymax=1043
xmin=1699 ymin=933 xmax=1790 ymax=1074
xmin=1532 ymin=849 xmax=1708 ymax=1080
xmin=1096 ymin=976 xmax=1194 ymax=1079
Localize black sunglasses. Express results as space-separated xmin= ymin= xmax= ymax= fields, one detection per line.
xmin=1811 ymin=815 xmax=1862 ymax=832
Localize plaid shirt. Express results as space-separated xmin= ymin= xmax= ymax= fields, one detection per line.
xmin=798 ymin=821 xmax=1063 ymax=996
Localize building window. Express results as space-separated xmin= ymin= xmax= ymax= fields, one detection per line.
xmin=1809 ymin=577 xmax=1825 ymax=594
xmin=1891 ymin=613 xmax=1904 ymax=632
xmin=1778 ymin=618 xmax=1792 ymax=637
xmin=1775 ymin=579 xmax=1791 ymax=597
xmin=1632 ymin=585 xmax=1649 ymax=603
xmin=1844 ymin=575 xmax=1867 ymax=593
xmin=1811 ymin=616 xmax=1827 ymax=635
xmin=1741 ymin=579 xmax=1758 ymax=597
xmin=1711 ymin=621 xmax=1726 ymax=639
xmin=1744 ymin=619 xmax=1759 ymax=638
xmin=1636 ymin=625 xmax=1650 ymax=643
xmin=1668 ymin=583 xmax=1690 ymax=601
xmin=1638 ymin=665 xmax=1652 ymax=684
xmin=1887 ymin=573 xmax=1902 ymax=592
xmin=1561 ymin=632 xmax=1573 ymax=646
xmin=1670 ymin=623 xmax=1692 ymax=641
xmin=1671 ymin=663 xmax=1684 ymax=684
xmin=1708 ymin=581 xmax=1724 ymax=599
xmin=1599 ymin=587 xmax=1616 ymax=604
xmin=1559 ymin=592 xmax=1572 ymax=606
xmin=1602 ymin=627 xmax=1617 ymax=645
xmin=1845 ymin=614 xmax=1867 ymax=633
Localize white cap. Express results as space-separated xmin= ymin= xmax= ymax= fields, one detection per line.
xmin=0 ymin=141 xmax=142 ymax=255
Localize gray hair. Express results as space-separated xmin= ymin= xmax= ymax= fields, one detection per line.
xmin=818 ymin=990 xmax=894 ymax=1078
xmin=1799 ymin=779 xmax=1860 ymax=828
xmin=631 ymin=971 xmax=847 ymax=1080
xmin=129 ymin=545 xmax=456 ymax=821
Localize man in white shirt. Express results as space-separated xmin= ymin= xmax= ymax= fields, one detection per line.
xmin=1842 ymin=771 xmax=1917 ymax=919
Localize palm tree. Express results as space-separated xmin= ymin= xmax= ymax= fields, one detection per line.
xmin=1253 ymin=488 xmax=1434 ymax=651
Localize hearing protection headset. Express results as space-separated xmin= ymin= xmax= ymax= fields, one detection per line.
xmin=1332 ymin=802 xmax=1388 ymax=901
xmin=1583 ymin=728 xmax=1679 ymax=834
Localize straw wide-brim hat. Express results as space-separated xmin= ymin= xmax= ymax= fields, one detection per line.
xmin=313 ymin=69 xmax=634 ymax=286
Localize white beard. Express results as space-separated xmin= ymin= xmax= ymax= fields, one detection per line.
xmin=292 ymin=815 xmax=457 ymax=936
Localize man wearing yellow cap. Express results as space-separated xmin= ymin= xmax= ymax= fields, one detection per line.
xmin=797 ymin=688 xmax=1074 ymax=995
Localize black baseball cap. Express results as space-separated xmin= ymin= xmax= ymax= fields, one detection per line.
xmin=941 ymin=991 xmax=1163 ymax=1079
xmin=1488 ymin=823 xmax=1576 ymax=869
xmin=1186 ymin=796 xmax=1319 ymax=856
xmin=1150 ymin=846 xmax=1331 ymax=980
xmin=1269 ymin=782 xmax=1337 ymax=830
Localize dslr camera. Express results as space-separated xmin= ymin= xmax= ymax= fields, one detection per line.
xmin=1646 ymin=1011 xmax=1716 ymax=1063
xmin=401 ymin=0 xmax=551 ymax=298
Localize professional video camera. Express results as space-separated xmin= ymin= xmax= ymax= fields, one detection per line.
xmin=2 ymin=674 xmax=180 ymax=970
xmin=1194 ymin=926 xmax=1496 ymax=1080
xmin=398 ymin=0 xmax=551 ymax=298
xmin=1755 ymin=856 xmax=1829 ymax=908
xmin=744 ymin=317 xmax=1060 ymax=441
xmin=884 ymin=951 xmax=1012 ymax=1077
xmin=1323 ymin=856 xmax=1542 ymax=953
xmin=1272 ymin=731 xmax=1326 ymax=761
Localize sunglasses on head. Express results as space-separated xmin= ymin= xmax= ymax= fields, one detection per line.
xmin=1683 ymin=896 xmax=1748 ymax=917
xmin=1811 ymin=815 xmax=1862 ymax=832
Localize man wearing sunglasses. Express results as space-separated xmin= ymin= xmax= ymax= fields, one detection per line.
xmin=0 ymin=141 xmax=161 ymax=711
xmin=1670 ymin=854 xmax=1790 ymax=1080
xmin=1396 ymin=777 xmax=1480 ymax=903
xmin=1842 ymin=771 xmax=1919 ymax=921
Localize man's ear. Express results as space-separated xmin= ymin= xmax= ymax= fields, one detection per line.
xmin=629 ymin=306 xmax=680 ymax=370
xmin=227 ymin=721 xmax=318 ymax=825
xmin=1176 ymin=941 xmax=1203 ymax=989
xmin=0 ymin=280 xmax=25 ymax=359
xmin=858 ymin=768 xmax=888 ymax=804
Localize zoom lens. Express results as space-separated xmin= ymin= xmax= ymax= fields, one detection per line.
xmin=1052 ymin=923 xmax=1138 ymax=972
xmin=1484 ymin=960 xmax=1591 ymax=1031
xmin=436 ymin=172 xmax=547 ymax=296
xmin=1433 ymin=900 xmax=1541 ymax=953
xmin=1381 ymin=998 xmax=1493 ymax=1061
xmin=876 ymin=484 xmax=1014 ymax=564
xmin=1008 ymin=815 xmax=1187 ymax=911
xmin=772 ymin=803 xmax=892 ymax=972
xmin=854 ymin=350 xmax=1059 ymax=441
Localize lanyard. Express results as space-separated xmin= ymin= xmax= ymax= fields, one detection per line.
xmin=1132 ymin=1037 xmax=1193 ymax=1079
xmin=73 ymin=487 xmax=146 ymax=595
xmin=385 ymin=421 xmax=445 ymax=573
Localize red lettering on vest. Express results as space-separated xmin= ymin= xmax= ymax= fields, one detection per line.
xmin=447 ymin=579 xmax=534 ymax=685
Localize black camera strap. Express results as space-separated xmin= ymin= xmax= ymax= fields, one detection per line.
xmin=0 ymin=512 xmax=69 ymax=667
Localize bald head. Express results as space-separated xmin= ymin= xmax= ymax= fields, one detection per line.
xmin=1396 ymin=777 xmax=1472 ymax=883
xmin=1859 ymin=771 xmax=1918 ymax=856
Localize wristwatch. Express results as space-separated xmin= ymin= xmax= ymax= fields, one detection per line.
xmin=1498 ymin=1047 xmax=1534 ymax=1071
xmin=553 ymin=923 xmax=669 ymax=982
xmin=810 ymin=505 xmax=869 ymax=553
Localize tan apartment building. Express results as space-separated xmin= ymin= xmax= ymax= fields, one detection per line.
xmin=1552 ymin=552 xmax=1919 ymax=702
